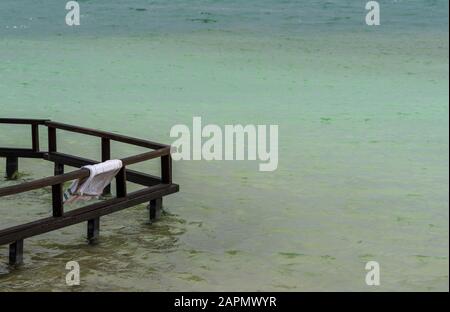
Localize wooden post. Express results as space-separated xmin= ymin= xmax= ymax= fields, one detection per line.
xmin=161 ymin=154 xmax=172 ymax=184
xmin=116 ymin=167 xmax=127 ymax=198
xmin=9 ymin=240 xmax=24 ymax=266
xmin=87 ymin=217 xmax=100 ymax=244
xmin=54 ymin=163 xmax=64 ymax=176
xmin=149 ymin=198 xmax=162 ymax=223
xmin=6 ymin=157 xmax=18 ymax=180
xmin=52 ymin=183 xmax=63 ymax=217
xmin=101 ymin=138 xmax=111 ymax=195
xmin=49 ymin=126 xmax=64 ymax=217
xmin=48 ymin=126 xmax=57 ymax=153
xmin=31 ymin=124 xmax=40 ymax=152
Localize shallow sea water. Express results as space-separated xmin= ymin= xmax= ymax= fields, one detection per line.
xmin=0 ymin=1 xmax=448 ymax=291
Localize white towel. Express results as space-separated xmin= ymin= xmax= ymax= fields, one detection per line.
xmin=64 ymin=159 xmax=123 ymax=203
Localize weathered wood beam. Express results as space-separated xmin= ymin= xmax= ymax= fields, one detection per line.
xmin=0 ymin=148 xmax=44 ymax=159
xmin=46 ymin=121 xmax=168 ymax=150
xmin=0 ymin=118 xmax=49 ymax=125
xmin=0 ymin=168 xmax=89 ymax=198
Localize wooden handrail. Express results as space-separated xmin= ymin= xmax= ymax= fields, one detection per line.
xmin=121 ymin=147 xmax=170 ymax=166
xmin=0 ymin=118 xmax=50 ymax=125
xmin=0 ymin=169 xmax=90 ymax=197
xmin=1 ymin=119 xmax=174 ymax=196
xmin=46 ymin=121 xmax=169 ymax=150
xmin=0 ymin=148 xmax=172 ymax=198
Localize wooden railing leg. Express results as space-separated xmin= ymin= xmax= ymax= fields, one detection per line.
xmin=87 ymin=217 xmax=100 ymax=244
xmin=6 ymin=157 xmax=18 ymax=180
xmin=101 ymin=138 xmax=111 ymax=195
xmin=52 ymin=183 xmax=63 ymax=217
xmin=9 ymin=239 xmax=24 ymax=266
xmin=161 ymin=154 xmax=172 ymax=184
xmin=116 ymin=167 xmax=127 ymax=198
xmin=31 ymin=124 xmax=40 ymax=152
xmin=54 ymin=163 xmax=64 ymax=176
xmin=149 ymin=198 xmax=162 ymax=223
xmin=48 ymin=126 xmax=57 ymax=153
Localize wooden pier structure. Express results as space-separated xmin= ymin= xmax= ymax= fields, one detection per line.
xmin=0 ymin=118 xmax=179 ymax=266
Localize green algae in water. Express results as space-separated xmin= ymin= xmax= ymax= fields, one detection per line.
xmin=189 ymin=18 xmax=217 ymax=24
xmin=278 ymin=252 xmax=306 ymax=259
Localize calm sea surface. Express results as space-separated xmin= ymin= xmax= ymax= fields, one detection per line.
xmin=0 ymin=0 xmax=448 ymax=291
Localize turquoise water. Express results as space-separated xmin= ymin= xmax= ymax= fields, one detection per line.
xmin=0 ymin=1 xmax=448 ymax=291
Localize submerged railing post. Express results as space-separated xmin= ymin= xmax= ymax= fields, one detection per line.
xmin=6 ymin=157 xmax=18 ymax=180
xmin=84 ymin=137 xmax=109 ymax=244
xmin=149 ymin=153 xmax=171 ymax=223
xmin=87 ymin=217 xmax=100 ymax=244
xmin=149 ymin=198 xmax=162 ymax=223
xmin=9 ymin=239 xmax=24 ymax=266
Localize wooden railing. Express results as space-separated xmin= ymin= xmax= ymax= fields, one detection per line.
xmin=0 ymin=118 xmax=179 ymax=266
